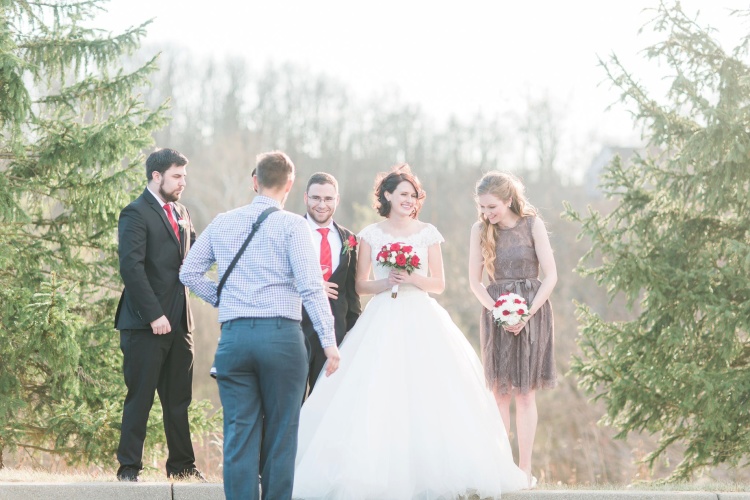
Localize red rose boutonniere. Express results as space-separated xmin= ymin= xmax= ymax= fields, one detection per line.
xmin=342 ymin=235 xmax=358 ymax=255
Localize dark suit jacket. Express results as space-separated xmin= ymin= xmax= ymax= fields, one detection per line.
xmin=115 ymin=188 xmax=196 ymax=332
xmin=302 ymin=220 xmax=361 ymax=345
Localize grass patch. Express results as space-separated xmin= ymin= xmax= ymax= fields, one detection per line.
xmin=0 ymin=467 xmax=221 ymax=483
xmin=536 ymin=481 xmax=750 ymax=492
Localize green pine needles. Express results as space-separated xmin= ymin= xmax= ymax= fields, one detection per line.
xmin=564 ymin=2 xmax=750 ymax=481
xmin=0 ymin=0 xmax=219 ymax=469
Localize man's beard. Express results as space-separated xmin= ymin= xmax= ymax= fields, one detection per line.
xmin=307 ymin=208 xmax=333 ymax=225
xmin=159 ymin=180 xmax=181 ymax=202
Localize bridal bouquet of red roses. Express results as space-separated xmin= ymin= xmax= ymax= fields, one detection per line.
xmin=376 ymin=242 xmax=421 ymax=298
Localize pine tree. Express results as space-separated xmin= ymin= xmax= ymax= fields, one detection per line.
xmin=0 ymin=0 xmax=219 ymax=468
xmin=564 ymin=2 xmax=750 ymax=480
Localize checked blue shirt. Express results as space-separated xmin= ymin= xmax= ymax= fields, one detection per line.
xmin=179 ymin=196 xmax=336 ymax=348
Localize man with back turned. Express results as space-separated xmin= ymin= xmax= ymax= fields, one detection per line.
xmin=180 ymin=151 xmax=340 ymax=500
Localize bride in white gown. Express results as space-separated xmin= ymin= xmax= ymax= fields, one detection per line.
xmin=293 ymin=165 xmax=528 ymax=500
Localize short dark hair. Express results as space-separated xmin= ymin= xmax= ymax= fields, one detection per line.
xmin=255 ymin=151 xmax=295 ymax=190
xmin=306 ymin=172 xmax=339 ymax=193
xmin=373 ymin=163 xmax=426 ymax=218
xmin=146 ymin=148 xmax=188 ymax=180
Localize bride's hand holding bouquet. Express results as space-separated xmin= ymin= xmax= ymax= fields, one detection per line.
xmin=377 ymin=242 xmax=421 ymax=298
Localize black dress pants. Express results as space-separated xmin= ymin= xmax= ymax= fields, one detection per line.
xmin=117 ymin=326 xmax=195 ymax=475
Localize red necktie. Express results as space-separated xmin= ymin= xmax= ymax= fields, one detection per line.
xmin=318 ymin=228 xmax=332 ymax=281
xmin=163 ymin=203 xmax=180 ymax=241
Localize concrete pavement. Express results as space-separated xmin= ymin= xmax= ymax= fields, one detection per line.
xmin=0 ymin=483 xmax=748 ymax=499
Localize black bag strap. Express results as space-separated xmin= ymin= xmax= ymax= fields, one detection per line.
xmin=215 ymin=206 xmax=279 ymax=306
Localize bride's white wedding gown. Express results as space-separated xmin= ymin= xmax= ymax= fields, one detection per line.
xmin=293 ymin=223 xmax=528 ymax=500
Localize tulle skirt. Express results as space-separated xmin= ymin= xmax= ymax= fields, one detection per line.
xmin=293 ymin=286 xmax=528 ymax=499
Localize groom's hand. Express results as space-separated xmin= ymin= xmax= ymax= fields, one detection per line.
xmin=150 ymin=315 xmax=172 ymax=335
xmin=323 ymin=346 xmax=341 ymax=376
xmin=324 ymin=281 xmax=339 ymax=300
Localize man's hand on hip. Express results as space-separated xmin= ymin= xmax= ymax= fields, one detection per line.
xmin=324 ymin=281 xmax=339 ymax=300
xmin=150 ymin=315 xmax=172 ymax=335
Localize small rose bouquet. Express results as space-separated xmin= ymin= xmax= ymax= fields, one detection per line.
xmin=376 ymin=242 xmax=421 ymax=298
xmin=342 ymin=235 xmax=357 ymax=255
xmin=177 ymin=219 xmax=190 ymax=230
xmin=492 ymin=292 xmax=530 ymax=328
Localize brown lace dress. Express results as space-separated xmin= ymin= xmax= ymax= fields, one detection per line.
xmin=479 ymin=216 xmax=556 ymax=395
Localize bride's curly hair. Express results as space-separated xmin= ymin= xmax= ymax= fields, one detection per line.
xmin=475 ymin=171 xmax=537 ymax=279
xmin=373 ymin=163 xmax=426 ymax=218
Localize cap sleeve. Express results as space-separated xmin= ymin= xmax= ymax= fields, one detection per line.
xmin=357 ymin=223 xmax=380 ymax=248
xmin=423 ymin=223 xmax=445 ymax=247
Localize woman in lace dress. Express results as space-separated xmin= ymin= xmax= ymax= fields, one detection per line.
xmin=468 ymin=171 xmax=558 ymax=488
xmin=293 ymin=165 xmax=527 ymax=500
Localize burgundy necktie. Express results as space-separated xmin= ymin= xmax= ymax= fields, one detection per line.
xmin=163 ymin=203 xmax=180 ymax=241
xmin=318 ymin=228 xmax=332 ymax=281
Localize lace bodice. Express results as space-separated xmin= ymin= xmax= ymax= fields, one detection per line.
xmin=493 ymin=216 xmax=539 ymax=280
xmin=358 ymin=223 xmax=444 ymax=281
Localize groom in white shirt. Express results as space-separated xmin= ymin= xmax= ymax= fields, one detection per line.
xmin=302 ymin=172 xmax=361 ymax=395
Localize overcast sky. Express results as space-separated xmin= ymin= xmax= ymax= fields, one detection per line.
xmin=98 ymin=0 xmax=748 ymax=174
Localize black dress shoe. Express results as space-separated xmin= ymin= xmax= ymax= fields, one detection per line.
xmin=116 ymin=466 xmax=140 ymax=482
xmin=168 ymin=467 xmax=207 ymax=482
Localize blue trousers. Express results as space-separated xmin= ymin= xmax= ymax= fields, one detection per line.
xmin=215 ymin=317 xmax=308 ymax=500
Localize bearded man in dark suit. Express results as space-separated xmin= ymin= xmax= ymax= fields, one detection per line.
xmin=114 ymin=148 xmax=203 ymax=482
xmin=302 ymin=172 xmax=362 ymax=395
